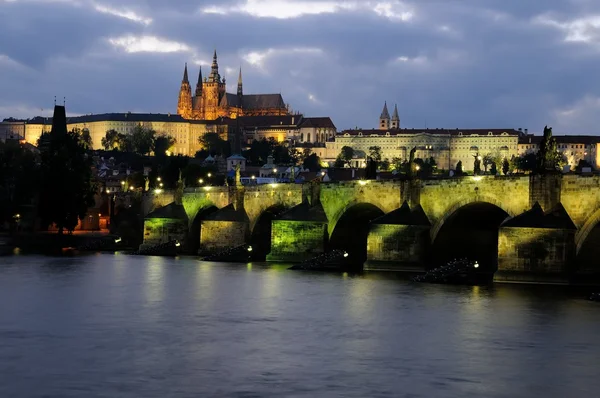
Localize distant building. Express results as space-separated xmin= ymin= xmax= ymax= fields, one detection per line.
xmin=326 ymin=102 xmax=522 ymax=171
xmin=0 ymin=118 xmax=26 ymax=141
xmin=518 ymin=134 xmax=600 ymax=170
xmin=22 ymin=113 xmax=231 ymax=156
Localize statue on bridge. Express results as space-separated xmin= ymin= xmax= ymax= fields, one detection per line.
xmin=175 ymin=169 xmax=184 ymax=204
xmin=473 ymin=153 xmax=482 ymax=175
xmin=537 ymin=126 xmax=559 ymax=172
xmin=408 ymin=147 xmax=417 ymax=178
xmin=234 ymin=163 xmax=242 ymax=186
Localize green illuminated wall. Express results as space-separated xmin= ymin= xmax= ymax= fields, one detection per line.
xmin=199 ymin=220 xmax=248 ymax=254
xmin=267 ymin=220 xmax=328 ymax=262
xmin=498 ymin=227 xmax=575 ymax=274
xmin=141 ymin=218 xmax=188 ymax=248
xmin=365 ymin=224 xmax=430 ymax=271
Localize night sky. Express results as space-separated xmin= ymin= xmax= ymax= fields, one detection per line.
xmin=1 ymin=0 xmax=599 ymax=133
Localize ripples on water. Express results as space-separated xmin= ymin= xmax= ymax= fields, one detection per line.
xmin=0 ymin=254 xmax=599 ymax=398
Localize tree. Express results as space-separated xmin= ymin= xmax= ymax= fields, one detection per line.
xmin=368 ymin=146 xmax=382 ymax=163
xmin=482 ymin=153 xmax=494 ymax=173
xmin=80 ymin=129 xmax=93 ymax=150
xmin=154 ymin=135 xmax=176 ymax=157
xmin=380 ymin=158 xmax=390 ymax=171
xmin=514 ymin=153 xmax=537 ymax=173
xmin=502 ymin=158 xmax=510 ymax=175
xmin=199 ymin=132 xmax=230 ymax=157
xmin=0 ymin=141 xmax=40 ymax=229
xmin=338 ymin=146 xmax=355 ymax=167
xmin=490 ymin=162 xmax=497 ymax=175
xmin=455 ymin=160 xmax=463 ymax=176
xmin=101 ymin=129 xmax=121 ymax=151
xmin=37 ymin=129 xmax=96 ymax=234
xmin=303 ymin=153 xmax=321 ymax=172
xmin=130 ymin=125 xmax=156 ymax=155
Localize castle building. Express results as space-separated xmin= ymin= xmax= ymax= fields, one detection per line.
xmin=177 ymin=50 xmax=289 ymax=120
xmin=325 ymin=102 xmax=524 ymax=171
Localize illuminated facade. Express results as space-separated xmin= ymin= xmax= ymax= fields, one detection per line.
xmin=22 ymin=113 xmax=230 ymax=156
xmin=518 ymin=134 xmax=600 ymax=170
xmin=177 ymin=50 xmax=289 ymax=120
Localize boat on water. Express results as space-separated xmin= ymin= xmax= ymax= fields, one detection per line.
xmin=412 ymin=259 xmax=493 ymax=285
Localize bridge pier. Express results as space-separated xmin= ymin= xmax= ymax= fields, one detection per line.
xmin=364 ymin=202 xmax=430 ymax=272
xmin=266 ymin=202 xmax=328 ymax=262
xmin=199 ymin=204 xmax=249 ymax=255
xmin=496 ymin=203 xmax=577 ymax=283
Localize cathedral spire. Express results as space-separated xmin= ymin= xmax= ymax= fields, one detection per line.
xmin=391 ymin=104 xmax=400 ymax=129
xmin=237 ymin=67 xmax=243 ymax=96
xmin=195 ymin=66 xmax=203 ymax=96
xmin=379 ymin=101 xmax=390 ymax=130
xmin=380 ymin=101 xmax=390 ymax=119
xmin=209 ymin=49 xmax=220 ymax=82
xmin=182 ymin=63 xmax=189 ymax=83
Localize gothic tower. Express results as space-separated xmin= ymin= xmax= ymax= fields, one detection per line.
xmin=177 ymin=63 xmax=192 ymax=119
xmin=391 ymin=104 xmax=400 ymax=129
xmin=237 ymin=67 xmax=243 ymax=97
xmin=204 ymin=50 xmax=227 ymax=119
xmin=379 ymin=101 xmax=390 ymax=130
xmin=192 ymin=66 xmax=203 ymax=118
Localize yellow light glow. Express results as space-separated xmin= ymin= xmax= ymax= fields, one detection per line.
xmin=273 ymin=168 xmax=278 ymax=173
xmin=175 ymin=241 xmax=181 ymax=247
xmin=159 ymin=182 xmax=163 ymax=187
xmin=359 ymin=180 xmax=368 ymax=186
xmin=114 ymin=237 xmax=122 ymax=243
xmin=198 ymin=178 xmax=204 ymax=184
xmin=471 ymin=176 xmax=483 ymax=182
xmin=207 ymin=173 xmax=212 ymax=177
xmin=203 ymin=186 xmax=211 ymax=191
xmin=120 ymin=181 xmax=125 ymax=185
xmin=251 ymin=175 xmax=256 ymax=179
xmin=154 ymin=188 xmax=163 ymax=194
xmin=270 ymin=183 xmax=278 ymax=188
xmin=130 ymin=186 xmax=135 ymax=190
xmin=415 ymin=165 xmax=420 ymax=171
xmin=157 ymin=177 xmax=161 ymax=182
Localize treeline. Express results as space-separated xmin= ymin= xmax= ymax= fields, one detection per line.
xmin=0 ymin=129 xmax=95 ymax=233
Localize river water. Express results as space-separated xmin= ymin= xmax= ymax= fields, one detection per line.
xmin=1 ymin=254 xmax=599 ymax=398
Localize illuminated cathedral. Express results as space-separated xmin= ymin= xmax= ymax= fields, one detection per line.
xmin=177 ymin=50 xmax=289 ymax=120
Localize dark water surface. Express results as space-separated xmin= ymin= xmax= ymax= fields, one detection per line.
xmin=1 ymin=254 xmax=599 ymax=398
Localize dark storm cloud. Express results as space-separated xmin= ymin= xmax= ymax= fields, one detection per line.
xmin=1 ymin=0 xmax=599 ymax=133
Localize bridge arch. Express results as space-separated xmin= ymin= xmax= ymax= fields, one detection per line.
xmin=249 ymin=204 xmax=290 ymax=260
xmin=430 ymin=198 xmax=512 ymax=272
xmin=328 ymin=202 xmax=385 ymax=265
xmin=430 ymin=195 xmax=515 ymax=243
xmin=575 ymin=208 xmax=600 ymax=254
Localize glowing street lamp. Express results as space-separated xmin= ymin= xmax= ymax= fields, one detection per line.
xmin=251 ymin=175 xmax=256 ymax=180
xmin=130 ymin=186 xmax=135 ymax=191
xmin=415 ymin=165 xmax=421 ymax=171
xmin=198 ymin=178 xmax=204 ymax=184
xmin=157 ymin=177 xmax=161 ymax=182
xmin=120 ymin=181 xmax=125 ymax=186
xmin=207 ymin=172 xmax=212 ymax=178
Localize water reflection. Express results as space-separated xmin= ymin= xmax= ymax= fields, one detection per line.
xmin=0 ymin=255 xmax=599 ymax=398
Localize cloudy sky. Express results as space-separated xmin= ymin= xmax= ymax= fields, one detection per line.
xmin=1 ymin=0 xmax=599 ymax=133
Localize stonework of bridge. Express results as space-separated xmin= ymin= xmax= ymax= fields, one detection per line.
xmin=142 ymin=174 xmax=600 ymax=282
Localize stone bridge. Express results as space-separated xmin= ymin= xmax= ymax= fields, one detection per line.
xmin=141 ymin=174 xmax=600 ymax=282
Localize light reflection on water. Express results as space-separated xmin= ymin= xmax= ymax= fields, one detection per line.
xmin=0 ymin=254 xmax=599 ymax=398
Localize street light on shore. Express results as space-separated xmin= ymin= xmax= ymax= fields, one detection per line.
xmin=199 ymin=178 xmax=204 ymax=184
xmin=207 ymin=172 xmax=212 ymax=178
